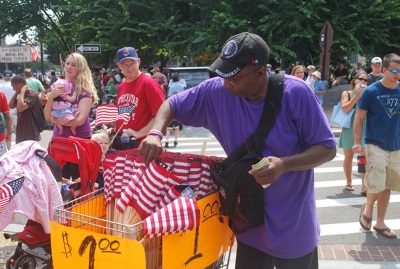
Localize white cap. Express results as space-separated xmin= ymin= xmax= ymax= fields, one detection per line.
xmin=371 ymin=57 xmax=382 ymax=64
xmin=312 ymin=71 xmax=321 ymax=79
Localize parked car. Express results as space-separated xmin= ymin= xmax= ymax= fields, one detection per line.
xmin=167 ymin=67 xmax=213 ymax=89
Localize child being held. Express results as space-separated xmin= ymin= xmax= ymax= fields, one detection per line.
xmin=91 ymin=132 xmax=110 ymax=189
xmin=50 ymin=79 xmax=79 ymax=135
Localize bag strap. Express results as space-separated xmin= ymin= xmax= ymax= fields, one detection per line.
xmin=347 ymin=91 xmax=357 ymax=109
xmin=221 ymin=70 xmax=285 ymax=169
xmin=35 ymin=150 xmax=62 ymax=182
xmin=339 ymin=91 xmax=356 ymax=109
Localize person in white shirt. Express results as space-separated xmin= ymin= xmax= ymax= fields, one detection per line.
xmin=0 ymin=70 xmax=17 ymax=147
xmin=305 ymin=65 xmax=316 ymax=86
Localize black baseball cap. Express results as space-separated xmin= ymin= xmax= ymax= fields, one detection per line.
xmin=208 ymin=32 xmax=270 ymax=78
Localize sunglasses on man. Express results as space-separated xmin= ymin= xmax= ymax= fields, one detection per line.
xmin=387 ymin=68 xmax=400 ymax=74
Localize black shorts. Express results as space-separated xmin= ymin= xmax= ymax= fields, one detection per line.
xmin=235 ymin=241 xmax=318 ymax=269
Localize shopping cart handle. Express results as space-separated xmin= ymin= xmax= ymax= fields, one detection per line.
xmin=35 ymin=150 xmax=62 ymax=182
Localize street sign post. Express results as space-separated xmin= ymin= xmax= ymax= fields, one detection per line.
xmin=75 ymin=44 xmax=101 ymax=53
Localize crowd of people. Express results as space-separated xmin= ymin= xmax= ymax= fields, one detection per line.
xmin=0 ymin=31 xmax=399 ymax=268
xmin=282 ymin=57 xmax=400 ymax=241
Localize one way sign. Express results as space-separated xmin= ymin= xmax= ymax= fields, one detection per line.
xmin=75 ymin=44 xmax=101 ymax=53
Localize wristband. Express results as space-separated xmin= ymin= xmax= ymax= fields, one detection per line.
xmin=147 ymin=129 xmax=163 ymax=140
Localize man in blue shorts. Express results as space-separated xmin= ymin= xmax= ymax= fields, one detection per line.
xmin=139 ymin=32 xmax=337 ymax=269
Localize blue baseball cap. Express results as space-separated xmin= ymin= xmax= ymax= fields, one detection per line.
xmin=3 ymin=70 xmax=12 ymax=77
xmin=117 ymin=47 xmax=139 ymax=64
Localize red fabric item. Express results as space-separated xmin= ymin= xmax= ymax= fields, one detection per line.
xmin=198 ymin=158 xmax=215 ymax=199
xmin=115 ymin=165 xmax=145 ymax=213
xmin=113 ymin=152 xmax=126 ymax=198
xmin=47 ymin=137 xmax=102 ymax=196
xmin=103 ymin=152 xmax=117 ymax=204
xmin=107 ymin=150 xmax=224 ymax=216
xmin=155 ymin=185 xmax=182 ymax=211
xmin=117 ymin=160 xmax=184 ymax=219
xmin=171 ymin=156 xmax=190 ymax=181
xmin=0 ymin=91 xmax=10 ymax=141
xmin=14 ymin=220 xmax=50 ymax=245
xmin=143 ymin=196 xmax=199 ymax=238
xmin=187 ymin=158 xmax=202 ymax=191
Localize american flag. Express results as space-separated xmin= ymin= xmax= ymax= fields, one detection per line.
xmin=116 ymin=160 xmax=184 ymax=219
xmin=0 ymin=177 xmax=24 ymax=214
xmin=143 ymin=196 xmax=199 ymax=238
xmin=94 ymin=105 xmax=132 ymax=126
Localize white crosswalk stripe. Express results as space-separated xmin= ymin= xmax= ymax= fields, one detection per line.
xmin=165 ymin=136 xmax=400 ymax=239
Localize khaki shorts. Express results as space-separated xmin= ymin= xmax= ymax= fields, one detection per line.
xmin=365 ymin=144 xmax=400 ymax=193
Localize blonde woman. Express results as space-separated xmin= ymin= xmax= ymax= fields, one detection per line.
xmin=338 ymin=71 xmax=368 ymax=194
xmin=291 ymin=65 xmax=313 ymax=90
xmin=45 ymin=53 xmax=98 ymax=139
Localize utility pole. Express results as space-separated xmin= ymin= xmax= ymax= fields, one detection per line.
xmin=318 ymin=23 xmax=334 ymax=81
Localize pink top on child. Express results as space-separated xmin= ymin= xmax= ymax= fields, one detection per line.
xmin=51 ymin=79 xmax=79 ymax=125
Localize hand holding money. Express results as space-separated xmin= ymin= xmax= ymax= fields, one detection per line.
xmin=252 ymin=157 xmax=271 ymax=189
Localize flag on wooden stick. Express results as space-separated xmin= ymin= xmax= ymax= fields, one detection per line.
xmin=95 ymin=105 xmax=131 ymax=126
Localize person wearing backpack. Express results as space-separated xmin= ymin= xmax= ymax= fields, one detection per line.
xmin=9 ymin=76 xmax=41 ymax=143
xmin=139 ymin=32 xmax=337 ymax=269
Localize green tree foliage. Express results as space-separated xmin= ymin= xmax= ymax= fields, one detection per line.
xmin=1 ymin=0 xmax=400 ymax=68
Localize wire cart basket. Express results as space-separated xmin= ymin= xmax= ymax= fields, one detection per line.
xmin=51 ymin=189 xmax=233 ymax=269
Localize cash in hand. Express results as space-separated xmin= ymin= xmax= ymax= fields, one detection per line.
xmin=251 ymin=157 xmax=271 ymax=189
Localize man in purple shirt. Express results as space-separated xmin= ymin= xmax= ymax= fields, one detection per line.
xmin=140 ymin=32 xmax=336 ymax=269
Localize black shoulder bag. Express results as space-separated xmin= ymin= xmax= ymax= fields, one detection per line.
xmin=211 ymin=71 xmax=284 ymax=226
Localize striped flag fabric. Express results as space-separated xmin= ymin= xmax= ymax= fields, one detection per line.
xmin=116 ymin=160 xmax=185 ymax=219
xmin=143 ymin=196 xmax=200 ymax=238
xmin=0 ymin=177 xmax=24 ymax=214
xmin=95 ymin=105 xmax=131 ymax=126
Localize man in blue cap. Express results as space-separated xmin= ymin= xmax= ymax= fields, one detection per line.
xmin=112 ymin=47 xmax=164 ymax=148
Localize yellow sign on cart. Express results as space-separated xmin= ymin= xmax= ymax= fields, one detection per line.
xmin=162 ymin=192 xmax=234 ymax=268
xmin=50 ymin=222 xmax=146 ymax=269
xmin=51 ymin=192 xmax=233 ymax=269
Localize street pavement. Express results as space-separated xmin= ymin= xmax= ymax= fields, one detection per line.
xmin=1 ymin=115 xmax=400 ymax=268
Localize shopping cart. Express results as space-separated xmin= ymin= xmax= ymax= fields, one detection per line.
xmin=51 ymin=188 xmax=234 ymax=269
